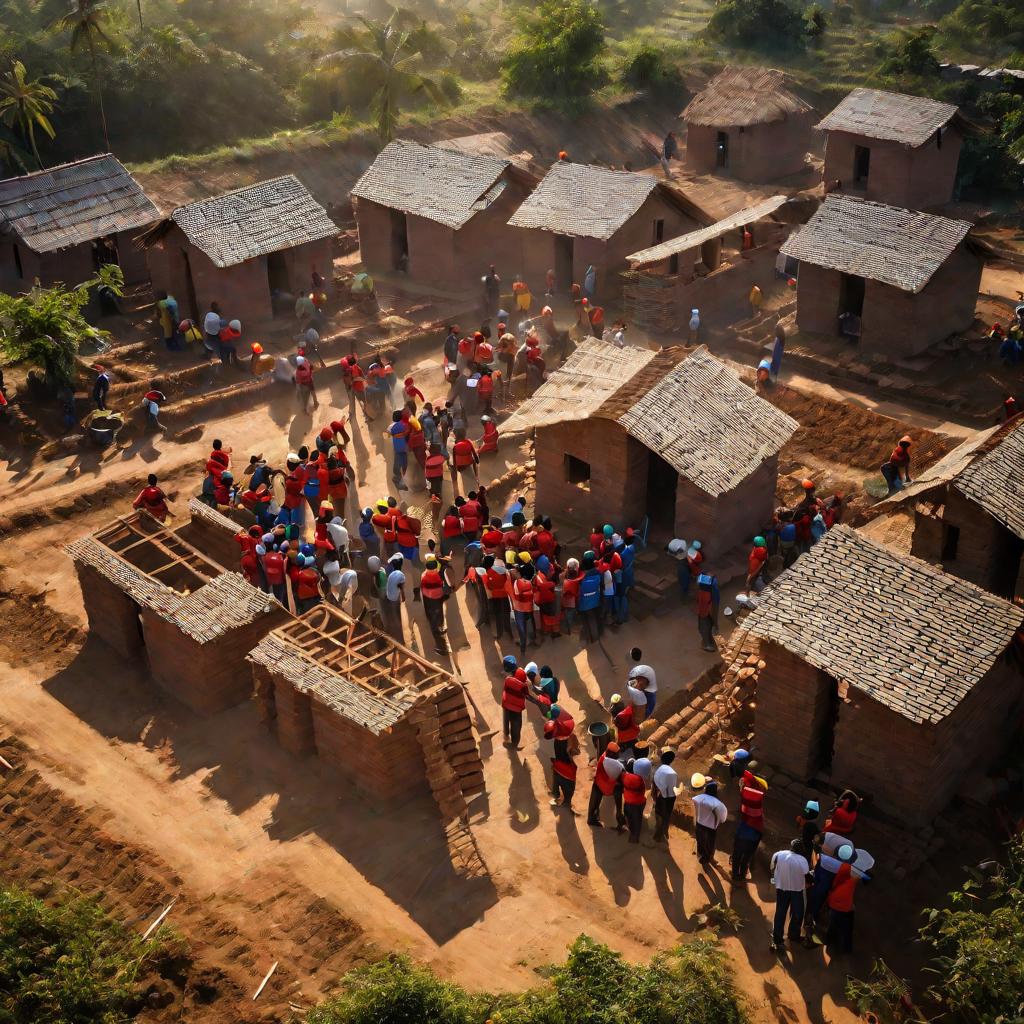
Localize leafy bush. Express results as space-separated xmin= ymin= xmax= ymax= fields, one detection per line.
xmin=937 ymin=0 xmax=1024 ymax=58
xmin=501 ymin=0 xmax=608 ymax=106
xmin=874 ymin=27 xmax=942 ymax=77
xmin=0 ymin=885 xmax=164 ymax=1024
xmin=705 ymin=0 xmax=810 ymax=53
xmin=616 ymin=41 xmax=684 ymax=96
xmin=307 ymin=936 xmax=746 ymax=1024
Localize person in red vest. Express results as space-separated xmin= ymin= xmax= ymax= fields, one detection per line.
xmin=731 ymin=769 xmax=767 ymax=882
xmin=477 ymin=414 xmax=499 ymax=455
xmin=207 ymin=439 xmax=231 ymax=476
xmin=480 ymin=517 xmax=505 ymax=560
xmin=326 ymin=453 xmax=353 ymax=519
xmin=423 ymin=442 xmax=446 ymax=502
xmin=534 ymin=563 xmax=559 ymax=637
xmin=483 ymin=556 xmax=511 ymax=640
xmin=403 ymin=407 xmax=427 ymax=481
xmin=449 ymin=429 xmax=479 ymax=493
xmin=560 ymin=557 xmax=580 ymax=635
xmin=587 ymin=741 xmax=625 ymax=829
xmin=294 ymin=355 xmax=318 ymax=412
xmin=419 ymin=552 xmax=449 ymax=654
xmin=132 ymin=473 xmax=171 ymax=522
xmin=510 ymin=562 xmax=537 ymax=655
xmin=746 ymin=535 xmax=769 ymax=591
xmin=477 ymin=370 xmax=496 ymax=417
xmin=440 ymin=503 xmax=463 ymax=558
xmin=394 ymin=503 xmax=422 ymax=567
xmin=825 ymin=790 xmax=859 ymax=835
xmin=620 ymin=759 xmax=647 ymax=842
xmin=280 ymin=453 xmax=306 ymax=528
xmin=825 ymin=846 xmax=862 ymax=955
xmin=501 ymin=656 xmax=529 ymax=748
xmin=459 ymin=492 xmax=483 ymax=540
xmin=544 ymin=703 xmax=578 ymax=809
xmin=607 ymin=692 xmax=639 ymax=756
xmin=294 ymin=554 xmax=323 ymax=614
xmin=261 ymin=543 xmax=287 ymax=604
xmin=344 ymin=355 xmax=368 ymax=413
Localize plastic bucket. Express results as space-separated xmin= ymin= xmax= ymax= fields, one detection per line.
xmin=588 ymin=721 xmax=610 ymax=754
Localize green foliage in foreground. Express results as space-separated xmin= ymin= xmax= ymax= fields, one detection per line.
xmin=847 ymin=836 xmax=1024 ymax=1024
xmin=307 ymin=935 xmax=746 ymax=1024
xmin=0 ymin=885 xmax=164 ymax=1024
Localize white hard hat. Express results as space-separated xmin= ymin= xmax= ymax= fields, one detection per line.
xmin=229 ymin=318 xmax=241 ymax=332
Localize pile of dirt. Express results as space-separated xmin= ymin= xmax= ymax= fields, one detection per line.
xmin=0 ymin=734 xmax=375 ymax=1022
xmin=0 ymin=576 xmax=83 ymax=670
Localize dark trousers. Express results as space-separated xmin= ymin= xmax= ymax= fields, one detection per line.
xmin=696 ymin=823 xmax=719 ymax=863
xmin=773 ymin=889 xmax=805 ymax=945
xmin=270 ymin=582 xmax=287 ymax=604
xmin=514 ymin=609 xmax=535 ymax=652
xmin=580 ymin=606 xmax=602 ymax=643
xmin=491 ymin=597 xmax=510 ymax=638
xmin=698 ymin=615 xmax=715 ymax=650
xmin=552 ymin=773 xmax=575 ymax=804
xmin=825 ymin=909 xmax=855 ymax=954
xmin=624 ymin=803 xmax=643 ymax=843
xmin=587 ymin=784 xmax=624 ymax=826
xmin=653 ymin=794 xmax=676 ymax=840
xmin=502 ymin=708 xmax=523 ymax=746
xmin=732 ymin=832 xmax=761 ymax=879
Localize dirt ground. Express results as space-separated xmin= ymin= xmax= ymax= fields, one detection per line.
xmin=0 ymin=317 xmax=1000 ymax=1024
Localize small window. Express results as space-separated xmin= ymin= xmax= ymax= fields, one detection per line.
xmin=653 ymin=218 xmax=665 ymax=244
xmin=12 ymin=243 xmax=22 ymax=279
xmin=564 ymin=454 xmax=591 ymax=488
xmin=668 ymin=253 xmax=679 ymax=275
xmin=854 ymin=145 xmax=870 ymax=186
xmin=942 ymin=523 xmax=960 ymax=562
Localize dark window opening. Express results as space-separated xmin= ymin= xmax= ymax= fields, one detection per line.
xmin=839 ymin=272 xmax=865 ymax=317
xmin=668 ymin=253 xmax=679 ymax=275
xmin=653 ymin=218 xmax=665 ymax=244
xmin=815 ymin=676 xmax=841 ymax=773
xmin=941 ymin=523 xmax=960 ymax=562
xmin=564 ymin=454 xmax=591 ymax=488
xmin=12 ymin=243 xmax=23 ymax=279
xmin=555 ymin=234 xmax=573 ymax=292
xmin=853 ymin=145 xmax=870 ymax=186
xmin=266 ymin=250 xmax=290 ymax=297
xmin=645 ymin=449 xmax=677 ymax=530
xmin=716 ymin=131 xmax=729 ymax=169
xmin=936 ymin=127 xmax=942 ymax=149
xmin=389 ymin=208 xmax=409 ymax=272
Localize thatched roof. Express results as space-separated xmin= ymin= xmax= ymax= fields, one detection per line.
xmin=683 ymin=66 xmax=812 ymax=128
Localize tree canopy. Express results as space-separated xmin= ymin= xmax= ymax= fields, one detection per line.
xmin=704 ymin=0 xmax=811 ymax=53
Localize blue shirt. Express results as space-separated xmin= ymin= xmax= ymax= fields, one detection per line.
xmin=578 ymin=570 xmax=602 ymax=611
xmin=389 ymin=421 xmax=408 ymax=453
xmin=780 ymin=522 xmax=797 ymax=543
xmin=359 ymin=521 xmax=376 ymax=543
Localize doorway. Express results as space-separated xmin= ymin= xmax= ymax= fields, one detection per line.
xmin=554 ymin=234 xmax=573 ymax=292
xmin=989 ymin=528 xmax=1024 ymax=599
xmin=812 ymin=675 xmax=841 ymax=775
xmin=644 ymin=450 xmax=677 ymax=532
xmin=853 ymin=145 xmax=871 ymax=187
xmin=267 ymin=250 xmax=290 ymax=298
xmin=390 ymin=208 xmax=409 ymax=271
xmin=838 ymin=273 xmax=865 ymax=317
xmin=652 ymin=218 xmax=665 ymax=244
xmin=181 ymin=248 xmax=199 ymax=321
xmin=715 ymin=131 xmax=729 ymax=169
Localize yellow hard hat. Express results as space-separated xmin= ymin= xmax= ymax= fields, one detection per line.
xmin=690 ymin=772 xmax=706 ymax=789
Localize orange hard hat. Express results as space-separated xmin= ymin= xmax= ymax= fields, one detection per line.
xmin=899 ymin=434 xmax=912 ymax=445
xmin=251 ymin=342 xmax=263 ymax=354
xmin=801 ymin=479 xmax=815 ymax=490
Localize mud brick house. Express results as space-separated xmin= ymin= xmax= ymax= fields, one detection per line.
xmin=142 ymin=175 xmax=336 ymax=322
xmin=782 ymin=194 xmax=982 ymax=357
xmin=350 ymin=139 xmax=536 ymax=291
xmin=817 ymin=88 xmax=972 ymax=210
xmin=504 ymin=340 xmax=798 ymax=553
xmin=0 ymin=154 xmax=157 ymax=293
xmin=623 ymin=195 xmax=792 ymax=332
xmin=506 ymin=162 xmax=711 ymax=298
xmin=879 ymin=417 xmax=1024 ymax=598
xmin=729 ymin=526 xmax=1024 ymax=824
xmin=248 ymin=606 xmax=488 ymax=876
xmin=682 ymin=67 xmax=815 ymax=182
xmin=66 ymin=505 xmax=288 ymax=714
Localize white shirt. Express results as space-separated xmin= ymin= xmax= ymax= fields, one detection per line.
xmin=626 ymin=683 xmax=647 ymax=709
xmin=204 ymin=310 xmax=222 ymax=335
xmin=692 ymin=793 xmax=728 ymax=829
xmin=629 ymin=664 xmax=657 ymax=693
xmin=327 ymin=521 xmax=349 ymax=551
xmin=653 ymin=764 xmax=678 ymax=798
xmin=385 ymin=569 xmax=406 ymax=602
xmin=600 ymin=754 xmax=624 ymax=781
xmin=602 ymin=569 xmax=614 ymax=595
xmin=323 ymin=560 xmax=342 ymax=585
xmin=338 ymin=569 xmax=358 ymax=594
xmin=770 ymin=849 xmax=810 ymax=891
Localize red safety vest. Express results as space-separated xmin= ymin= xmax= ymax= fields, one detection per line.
xmin=594 ymin=753 xmax=619 ymax=796
xmin=622 ymin=772 xmax=646 ymax=806
xmin=263 ymin=551 xmax=285 ymax=585
xmin=425 ymin=454 xmax=446 ymax=479
xmin=502 ymin=671 xmax=529 ymax=712
xmin=511 ymin=577 xmax=534 ymax=613
xmin=442 ymin=514 xmax=463 ymax=539
xmin=460 ymin=500 xmax=482 ymax=535
xmin=614 ymin=705 xmax=638 ymax=743
xmin=296 ymin=568 xmax=320 ymax=600
xmin=534 ymin=572 xmax=556 ymax=606
xmin=395 ymin=514 xmax=420 ymax=548
xmin=552 ymin=757 xmax=577 ymax=781
xmin=453 ymin=439 xmax=476 ymax=467
xmin=561 ymin=575 xmax=580 ymax=608
xmin=420 ymin=569 xmax=444 ymax=601
xmin=484 ymin=567 xmax=509 ymax=600
xmin=827 ymin=863 xmax=858 ymax=912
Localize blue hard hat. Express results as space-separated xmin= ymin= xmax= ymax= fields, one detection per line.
xmin=502 ymin=655 xmax=517 ymax=671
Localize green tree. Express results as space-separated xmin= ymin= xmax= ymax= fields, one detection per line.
xmin=0 ymin=60 xmax=58 ymax=169
xmin=317 ymin=10 xmax=449 ymax=142
xmin=617 ymin=39 xmax=684 ymax=96
xmin=705 ymin=0 xmax=809 ymax=52
xmin=875 ymin=26 xmax=941 ymax=78
xmin=805 ymin=3 xmax=828 ymax=41
xmin=52 ymin=0 xmax=113 ymax=149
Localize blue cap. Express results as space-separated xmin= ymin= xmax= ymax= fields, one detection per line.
xmin=697 ymin=573 xmax=713 ymax=586
xmin=300 ymin=543 xmax=314 ymax=556
xmin=837 ymin=844 xmax=855 ymax=863
xmin=502 ymin=655 xmax=517 ymax=671
xmin=804 ymin=800 xmax=820 ymax=816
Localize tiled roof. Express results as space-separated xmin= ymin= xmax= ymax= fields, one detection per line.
xmin=351 ymin=139 xmax=510 ymax=230
xmin=953 ymin=418 xmax=1024 ymax=540
xmin=781 ymin=195 xmax=971 ymax=293
xmin=816 ymin=87 xmax=959 ymax=147
xmin=0 ymin=154 xmax=158 ymax=254
xmin=627 ymin=195 xmax=789 ymax=267
xmin=168 ymin=175 xmax=336 ymax=268
xmin=616 ymin=347 xmax=798 ymax=496
xmin=507 ymin=162 xmax=661 ymax=240
xmin=683 ymin=66 xmax=812 ymax=127
xmin=737 ymin=526 xmax=1023 ymax=724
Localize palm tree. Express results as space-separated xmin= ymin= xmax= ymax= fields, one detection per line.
xmin=318 ymin=11 xmax=449 ymax=142
xmin=53 ymin=0 xmax=112 ymax=149
xmin=0 ymin=61 xmax=58 ymax=169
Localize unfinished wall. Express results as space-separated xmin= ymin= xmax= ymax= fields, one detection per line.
xmin=685 ymin=116 xmax=812 ymax=182
xmin=75 ymin=563 xmax=146 ymax=661
xmin=310 ymin=700 xmax=428 ymax=802
xmin=822 ymin=127 xmax=962 ymax=210
xmin=753 ymin=641 xmax=834 ymax=779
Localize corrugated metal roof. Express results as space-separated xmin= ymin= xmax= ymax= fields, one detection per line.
xmin=780 ymin=194 xmax=971 ymax=293
xmin=816 ymin=87 xmax=959 ymax=147
xmin=0 ymin=154 xmax=158 ymax=254
xmin=616 ymin=347 xmax=798 ymax=496
xmin=683 ymin=66 xmax=812 ymax=127
xmin=168 ymin=175 xmax=336 ymax=268
xmin=626 ymin=195 xmax=789 ymax=267
xmin=507 ymin=162 xmax=661 ymax=240
xmin=734 ymin=526 xmax=1024 ymax=724
xmin=351 ymin=139 xmax=510 ymax=230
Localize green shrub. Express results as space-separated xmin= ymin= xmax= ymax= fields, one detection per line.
xmin=0 ymin=885 xmax=165 ymax=1024
xmin=617 ymin=41 xmax=684 ymax=95
xmin=705 ymin=0 xmax=810 ymax=53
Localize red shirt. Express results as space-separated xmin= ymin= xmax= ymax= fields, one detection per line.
xmin=239 ymin=551 xmax=260 ymax=586
xmin=262 ymin=551 xmax=285 ymax=585
xmin=614 ymin=704 xmax=638 ymax=743
xmin=442 ymin=513 xmax=463 ymax=539
xmin=296 ymin=568 xmax=321 ymax=600
xmin=828 ymin=804 xmax=857 ymax=834
xmin=827 ymin=863 xmax=858 ymax=912
xmin=426 ymin=454 xmax=446 ymax=479
xmin=502 ymin=670 xmax=529 ymax=712
xmin=552 ymin=756 xmax=577 ymax=781
xmin=748 ymin=546 xmax=768 ymax=575
xmin=133 ymin=486 xmax=168 ymax=519
xmin=534 ymin=572 xmax=556 ymax=606
xmin=594 ymin=753 xmax=620 ymax=796
xmin=295 ymin=363 xmax=314 ymax=387
xmin=452 ymin=439 xmax=477 ymax=467
xmin=561 ymin=575 xmax=580 ymax=608
xmin=621 ymin=772 xmax=646 ymax=806
xmin=283 ymin=467 xmax=305 ymax=509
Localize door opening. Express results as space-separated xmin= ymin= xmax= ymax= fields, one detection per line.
xmin=715 ymin=131 xmax=729 ymax=169
xmin=653 ymin=218 xmax=665 ymax=244
xmin=813 ymin=675 xmax=841 ymax=774
xmin=267 ymin=250 xmax=290 ymax=299
xmin=989 ymin=529 xmax=1024 ymax=599
xmin=390 ymin=209 xmax=409 ymax=271
xmin=838 ymin=273 xmax=865 ymax=340
xmin=853 ymin=145 xmax=871 ymax=187
xmin=181 ymin=248 xmax=199 ymax=322
xmin=12 ymin=242 xmax=23 ymax=279
xmin=644 ymin=450 xmax=677 ymax=532
xmin=554 ymin=234 xmax=573 ymax=292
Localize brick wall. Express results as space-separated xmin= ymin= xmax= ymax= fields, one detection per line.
xmin=754 ymin=641 xmax=834 ymax=778
xmin=352 ymin=197 xmax=394 ymax=275
xmin=75 ymin=564 xmax=145 ymax=661
xmin=910 ymin=506 xmax=946 ymax=563
xmin=115 ymin=229 xmax=150 ymax=285
xmin=310 ymin=700 xmax=429 ymax=802
xmin=454 ymin=179 xmax=533 ymax=290
xmin=281 ymin=238 xmax=334 ymax=300
xmin=39 ymin=245 xmax=95 ymax=290
xmin=406 ymin=215 xmax=458 ymax=288
xmin=822 ymin=128 xmax=962 ymax=210
xmin=794 ymin=261 xmax=841 ymax=336
xmin=267 ymin=668 xmax=316 ymax=755
xmin=685 ymin=116 xmax=813 ymax=182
